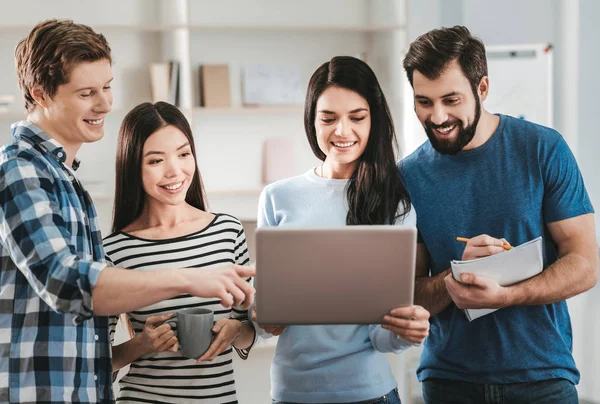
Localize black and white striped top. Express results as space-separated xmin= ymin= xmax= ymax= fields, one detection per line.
xmin=103 ymin=213 xmax=253 ymax=404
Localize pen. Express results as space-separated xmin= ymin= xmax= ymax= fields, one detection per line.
xmin=456 ymin=236 xmax=513 ymax=250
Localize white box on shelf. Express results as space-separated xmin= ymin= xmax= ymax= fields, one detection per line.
xmin=242 ymin=64 xmax=304 ymax=106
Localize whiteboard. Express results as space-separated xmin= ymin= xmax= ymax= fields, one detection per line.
xmin=484 ymin=43 xmax=553 ymax=128
xmin=401 ymin=43 xmax=554 ymax=157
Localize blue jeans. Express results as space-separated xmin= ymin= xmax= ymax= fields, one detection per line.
xmin=272 ymin=387 xmax=401 ymax=404
xmin=422 ymin=378 xmax=578 ymax=404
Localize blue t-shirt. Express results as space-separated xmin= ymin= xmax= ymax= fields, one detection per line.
xmin=400 ymin=114 xmax=594 ymax=384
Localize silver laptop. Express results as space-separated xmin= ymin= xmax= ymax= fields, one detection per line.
xmin=255 ymin=226 xmax=417 ymax=325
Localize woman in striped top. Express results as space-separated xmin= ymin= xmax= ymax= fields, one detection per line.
xmin=105 ymin=102 xmax=256 ymax=403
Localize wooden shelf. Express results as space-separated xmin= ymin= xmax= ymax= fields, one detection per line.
xmin=0 ymin=24 xmax=406 ymax=33
xmin=206 ymin=188 xmax=263 ymax=197
xmin=0 ymin=106 xmax=302 ymax=121
xmin=186 ymin=24 xmax=406 ymax=32
xmin=0 ymin=111 xmax=26 ymax=120
xmin=0 ymin=24 xmax=183 ymax=32
xmin=0 ymin=1 xmax=408 ymax=242
xmin=86 ymin=189 xmax=264 ymax=201
xmin=192 ymin=106 xmax=303 ymax=114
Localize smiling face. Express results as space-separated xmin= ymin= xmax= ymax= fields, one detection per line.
xmin=413 ymin=59 xmax=483 ymax=155
xmin=34 ymin=59 xmax=113 ymax=152
xmin=314 ymin=86 xmax=371 ymax=175
xmin=141 ymin=125 xmax=196 ymax=207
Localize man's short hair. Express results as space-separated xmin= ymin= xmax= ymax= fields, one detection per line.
xmin=403 ymin=25 xmax=487 ymax=96
xmin=15 ymin=19 xmax=112 ymax=112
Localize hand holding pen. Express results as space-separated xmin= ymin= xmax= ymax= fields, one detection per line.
xmin=456 ymin=234 xmax=512 ymax=261
xmin=443 ymin=234 xmax=513 ymax=308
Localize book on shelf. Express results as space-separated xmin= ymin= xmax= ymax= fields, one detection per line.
xmin=149 ymin=60 xmax=179 ymax=105
xmin=0 ymin=94 xmax=18 ymax=119
xmin=199 ymin=64 xmax=231 ymax=108
xmin=169 ymin=61 xmax=179 ymax=106
xmin=261 ymin=137 xmax=295 ymax=184
xmin=450 ymin=236 xmax=544 ymax=321
xmin=0 ymin=94 xmax=16 ymax=105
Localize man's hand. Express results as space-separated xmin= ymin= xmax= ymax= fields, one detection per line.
xmin=462 ymin=234 xmax=511 ymax=261
xmin=444 ymin=272 xmax=508 ymax=309
xmin=185 ymin=264 xmax=255 ymax=309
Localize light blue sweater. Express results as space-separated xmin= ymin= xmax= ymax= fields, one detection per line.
xmin=257 ymin=169 xmax=418 ymax=403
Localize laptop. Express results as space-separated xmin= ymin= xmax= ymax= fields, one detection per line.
xmin=255 ymin=226 xmax=417 ymax=325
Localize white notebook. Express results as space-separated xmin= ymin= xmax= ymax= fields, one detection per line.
xmin=450 ymin=237 xmax=544 ymax=321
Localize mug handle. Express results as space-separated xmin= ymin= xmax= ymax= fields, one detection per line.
xmin=165 ymin=315 xmax=178 ymax=330
xmin=164 ymin=315 xmax=182 ymax=352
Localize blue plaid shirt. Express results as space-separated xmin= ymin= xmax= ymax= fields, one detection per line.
xmin=0 ymin=122 xmax=113 ymax=403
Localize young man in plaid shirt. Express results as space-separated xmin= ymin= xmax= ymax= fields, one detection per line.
xmin=0 ymin=20 xmax=255 ymax=403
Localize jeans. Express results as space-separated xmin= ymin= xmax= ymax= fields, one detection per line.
xmin=272 ymin=387 xmax=401 ymax=404
xmin=422 ymin=378 xmax=578 ymax=404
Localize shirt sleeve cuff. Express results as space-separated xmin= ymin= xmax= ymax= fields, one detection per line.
xmin=73 ymin=261 xmax=107 ymax=325
xmin=232 ymin=319 xmax=257 ymax=360
xmin=87 ymin=261 xmax=107 ymax=288
xmin=389 ymin=329 xmax=420 ymax=351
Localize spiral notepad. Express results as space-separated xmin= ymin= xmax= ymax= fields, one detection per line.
xmin=450 ymin=237 xmax=543 ymax=321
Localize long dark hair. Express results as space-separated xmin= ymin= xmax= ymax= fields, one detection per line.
xmin=112 ymin=102 xmax=208 ymax=232
xmin=304 ymin=56 xmax=410 ymax=225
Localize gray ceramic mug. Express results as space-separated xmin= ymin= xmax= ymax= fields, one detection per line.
xmin=166 ymin=308 xmax=214 ymax=359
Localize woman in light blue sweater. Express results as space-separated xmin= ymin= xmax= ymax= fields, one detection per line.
xmin=254 ymin=56 xmax=430 ymax=404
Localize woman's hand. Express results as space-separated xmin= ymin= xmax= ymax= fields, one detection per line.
xmin=382 ymin=305 xmax=430 ymax=344
xmin=136 ymin=313 xmax=179 ymax=354
xmin=251 ymin=306 xmax=286 ymax=336
xmin=196 ymin=319 xmax=242 ymax=362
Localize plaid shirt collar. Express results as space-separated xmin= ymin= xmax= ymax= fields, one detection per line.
xmin=11 ymin=120 xmax=81 ymax=170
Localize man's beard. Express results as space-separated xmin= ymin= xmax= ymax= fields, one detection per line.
xmin=424 ymin=101 xmax=481 ymax=155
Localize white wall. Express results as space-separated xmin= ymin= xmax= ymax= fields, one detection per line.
xmin=574 ymin=2 xmax=600 ymax=399
xmin=461 ymin=0 xmax=564 ymax=132
xmin=407 ymin=0 xmax=442 ymax=41
xmin=461 ymin=0 xmax=559 ymax=44
xmin=578 ymin=0 xmax=600 ymax=245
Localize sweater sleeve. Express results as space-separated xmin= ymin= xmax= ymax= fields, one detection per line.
xmin=368 ymin=325 xmax=418 ymax=353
